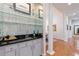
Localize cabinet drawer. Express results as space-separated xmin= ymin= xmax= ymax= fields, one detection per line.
xmin=37 ymin=38 xmax=42 ymax=43
xmin=32 ymin=39 xmax=42 ymax=45
xmin=26 ymin=41 xmax=33 ymax=46
xmin=32 ymin=39 xmax=38 ymax=44
xmin=18 ymin=42 xmax=27 ymax=48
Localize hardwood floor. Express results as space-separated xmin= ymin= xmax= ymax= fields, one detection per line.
xmin=46 ymin=39 xmax=76 ymax=56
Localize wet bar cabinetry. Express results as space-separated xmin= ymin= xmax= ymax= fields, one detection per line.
xmin=32 ymin=38 xmax=43 ymax=56
xmin=0 ymin=3 xmax=43 ymax=56
xmin=0 ymin=38 xmax=43 ymax=56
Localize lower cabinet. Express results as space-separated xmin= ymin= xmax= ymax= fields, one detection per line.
xmin=0 ymin=38 xmax=43 ymax=56
xmin=4 ymin=44 xmax=18 ymax=56
xmin=5 ymin=50 xmax=16 ymax=56
xmin=19 ymin=46 xmax=32 ymax=56
xmin=18 ymin=41 xmax=33 ymax=56
xmin=33 ymin=43 xmax=42 ymax=56
xmin=32 ymin=38 xmax=43 ymax=56
xmin=0 ymin=47 xmax=5 ymax=56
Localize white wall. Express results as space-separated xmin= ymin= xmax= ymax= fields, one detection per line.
xmin=53 ymin=6 xmax=64 ymax=40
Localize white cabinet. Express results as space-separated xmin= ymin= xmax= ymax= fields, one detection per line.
xmin=33 ymin=43 xmax=42 ymax=56
xmin=0 ymin=47 xmax=5 ymax=56
xmin=0 ymin=45 xmax=16 ymax=56
xmin=19 ymin=46 xmax=32 ymax=56
xmin=32 ymin=39 xmax=42 ymax=56
xmin=5 ymin=44 xmax=18 ymax=56
xmin=18 ymin=38 xmax=43 ymax=56
xmin=18 ymin=41 xmax=33 ymax=56
xmin=5 ymin=50 xmax=16 ymax=56
xmin=0 ymin=38 xmax=43 ymax=56
xmin=41 ymin=39 xmax=43 ymax=55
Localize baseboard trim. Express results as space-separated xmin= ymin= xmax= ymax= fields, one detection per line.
xmin=47 ymin=50 xmax=55 ymax=55
xmin=75 ymin=53 xmax=79 ymax=56
xmin=41 ymin=53 xmax=46 ymax=56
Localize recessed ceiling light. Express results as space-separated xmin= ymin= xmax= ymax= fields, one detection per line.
xmin=73 ymin=13 xmax=76 ymax=15
xmin=68 ymin=3 xmax=72 ymax=5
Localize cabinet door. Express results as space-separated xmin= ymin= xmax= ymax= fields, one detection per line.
xmin=0 ymin=47 xmax=5 ymax=56
xmin=19 ymin=45 xmax=32 ymax=56
xmin=5 ymin=44 xmax=18 ymax=56
xmin=33 ymin=43 xmax=42 ymax=56
xmin=5 ymin=50 xmax=16 ymax=56
xmin=38 ymin=38 xmax=43 ymax=55
xmin=41 ymin=39 xmax=43 ymax=55
xmin=32 ymin=39 xmax=42 ymax=56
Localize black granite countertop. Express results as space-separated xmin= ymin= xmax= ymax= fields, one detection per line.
xmin=0 ymin=33 xmax=43 ymax=46
xmin=0 ymin=37 xmax=42 ymax=46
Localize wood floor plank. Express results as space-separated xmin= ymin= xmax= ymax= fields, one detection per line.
xmin=46 ymin=39 xmax=75 ymax=56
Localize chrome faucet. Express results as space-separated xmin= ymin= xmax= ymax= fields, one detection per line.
xmin=33 ymin=30 xmax=35 ymax=38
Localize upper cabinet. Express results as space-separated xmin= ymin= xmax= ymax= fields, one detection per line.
xmin=0 ymin=3 xmax=43 ymax=36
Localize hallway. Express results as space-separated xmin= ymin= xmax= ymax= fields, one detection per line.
xmin=44 ymin=3 xmax=79 ymax=56
xmin=46 ymin=38 xmax=76 ymax=56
